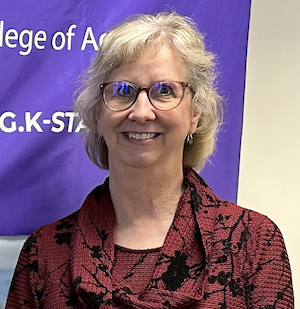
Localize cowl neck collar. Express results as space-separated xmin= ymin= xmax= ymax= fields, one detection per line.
xmin=70 ymin=168 xmax=219 ymax=308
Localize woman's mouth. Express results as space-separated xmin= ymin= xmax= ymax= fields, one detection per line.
xmin=124 ymin=132 xmax=160 ymax=140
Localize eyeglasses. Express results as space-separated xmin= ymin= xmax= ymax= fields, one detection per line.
xmin=100 ymin=81 xmax=189 ymax=111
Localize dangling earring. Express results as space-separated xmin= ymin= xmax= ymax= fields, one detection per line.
xmin=186 ymin=134 xmax=193 ymax=145
xmin=97 ymin=134 xmax=101 ymax=143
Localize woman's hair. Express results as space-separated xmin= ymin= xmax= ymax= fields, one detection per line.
xmin=75 ymin=12 xmax=223 ymax=171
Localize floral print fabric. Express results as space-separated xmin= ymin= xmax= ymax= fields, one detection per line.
xmin=6 ymin=168 xmax=294 ymax=308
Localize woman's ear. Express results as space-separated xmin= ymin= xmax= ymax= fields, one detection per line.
xmin=95 ymin=104 xmax=103 ymax=136
xmin=189 ymin=109 xmax=201 ymax=134
xmin=95 ymin=105 xmax=101 ymax=122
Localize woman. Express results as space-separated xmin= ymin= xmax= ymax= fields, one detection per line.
xmin=6 ymin=12 xmax=294 ymax=308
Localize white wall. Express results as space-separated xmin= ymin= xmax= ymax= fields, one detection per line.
xmin=238 ymin=0 xmax=300 ymax=306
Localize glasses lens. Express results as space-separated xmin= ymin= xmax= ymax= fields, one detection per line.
xmin=103 ymin=82 xmax=137 ymax=110
xmin=150 ymin=82 xmax=184 ymax=110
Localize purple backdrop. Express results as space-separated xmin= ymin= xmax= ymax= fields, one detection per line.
xmin=0 ymin=0 xmax=251 ymax=235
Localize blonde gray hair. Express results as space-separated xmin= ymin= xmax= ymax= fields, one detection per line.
xmin=75 ymin=12 xmax=223 ymax=170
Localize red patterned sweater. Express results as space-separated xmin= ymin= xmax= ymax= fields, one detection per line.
xmin=6 ymin=168 xmax=294 ymax=308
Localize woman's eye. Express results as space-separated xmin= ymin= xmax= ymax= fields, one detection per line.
xmin=111 ymin=83 xmax=135 ymax=99
xmin=160 ymin=85 xmax=171 ymax=94
xmin=116 ymin=83 xmax=133 ymax=96
xmin=155 ymin=83 xmax=173 ymax=96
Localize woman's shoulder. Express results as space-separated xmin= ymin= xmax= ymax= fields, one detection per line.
xmin=186 ymin=168 xmax=283 ymax=242
xmin=29 ymin=209 xmax=79 ymax=244
xmin=220 ymin=198 xmax=274 ymax=229
xmin=205 ymin=187 xmax=281 ymax=242
xmin=19 ymin=209 xmax=80 ymax=275
xmin=188 ymin=168 xmax=274 ymax=224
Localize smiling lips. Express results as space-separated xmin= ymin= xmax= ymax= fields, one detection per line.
xmin=125 ymin=132 xmax=159 ymax=140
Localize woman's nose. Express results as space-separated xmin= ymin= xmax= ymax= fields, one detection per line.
xmin=128 ymin=91 xmax=156 ymax=123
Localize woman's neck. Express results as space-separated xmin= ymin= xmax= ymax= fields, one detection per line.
xmin=108 ymin=164 xmax=185 ymax=249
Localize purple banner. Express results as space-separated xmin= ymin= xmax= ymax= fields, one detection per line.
xmin=0 ymin=0 xmax=251 ymax=235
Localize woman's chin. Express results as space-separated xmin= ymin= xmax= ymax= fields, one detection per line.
xmin=122 ymin=156 xmax=159 ymax=169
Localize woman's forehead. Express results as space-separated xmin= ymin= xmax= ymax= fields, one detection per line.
xmin=107 ymin=45 xmax=187 ymax=83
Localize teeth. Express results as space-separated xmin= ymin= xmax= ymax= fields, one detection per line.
xmin=127 ymin=132 xmax=156 ymax=140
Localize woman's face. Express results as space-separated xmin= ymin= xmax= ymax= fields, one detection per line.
xmin=96 ymin=45 xmax=200 ymax=171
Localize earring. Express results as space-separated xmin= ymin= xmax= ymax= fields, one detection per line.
xmin=186 ymin=134 xmax=193 ymax=145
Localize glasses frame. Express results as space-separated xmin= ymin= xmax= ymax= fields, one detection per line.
xmin=99 ymin=81 xmax=189 ymax=111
